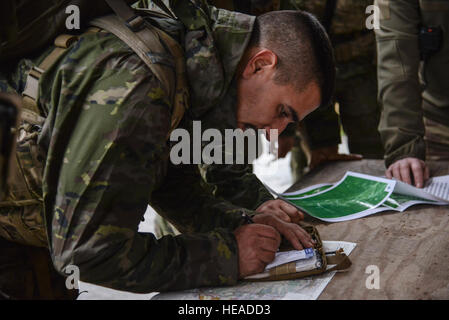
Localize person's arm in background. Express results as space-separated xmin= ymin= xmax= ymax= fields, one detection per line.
xmin=375 ymin=0 xmax=429 ymax=187
xmin=281 ymin=0 xmax=362 ymax=170
xmin=302 ymin=104 xmax=362 ymax=170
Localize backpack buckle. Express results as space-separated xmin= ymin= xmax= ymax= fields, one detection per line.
xmin=125 ymin=15 xmax=145 ymax=32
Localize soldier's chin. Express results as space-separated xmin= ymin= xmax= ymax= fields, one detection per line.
xmin=237 ymin=122 xmax=247 ymax=131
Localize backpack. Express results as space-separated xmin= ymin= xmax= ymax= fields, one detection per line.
xmin=0 ymin=0 xmax=189 ymax=247
xmin=0 ymin=0 xmax=136 ymax=62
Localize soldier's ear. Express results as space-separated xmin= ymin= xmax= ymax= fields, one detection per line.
xmin=242 ymin=49 xmax=277 ymax=79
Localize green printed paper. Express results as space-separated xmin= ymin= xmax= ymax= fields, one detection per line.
xmin=383 ymin=192 xmax=439 ymax=210
xmin=283 ymin=185 xmax=333 ymax=200
xmin=287 ymin=173 xmax=394 ymax=221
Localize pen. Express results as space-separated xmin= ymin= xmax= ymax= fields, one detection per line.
xmin=242 ymin=213 xmax=254 ymax=224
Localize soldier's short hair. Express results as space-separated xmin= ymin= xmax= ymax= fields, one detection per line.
xmin=249 ymin=10 xmax=336 ymax=108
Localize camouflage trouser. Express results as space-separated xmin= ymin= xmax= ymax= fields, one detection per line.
xmin=422 ymin=99 xmax=449 ymax=161
xmin=424 ymin=116 xmax=449 ymax=161
xmin=290 ymin=133 xmax=309 ymax=182
xmin=334 ymin=66 xmax=384 ymax=158
xmin=291 ymin=66 xmax=384 ymax=179
xmin=0 ymin=237 xmax=78 ymax=300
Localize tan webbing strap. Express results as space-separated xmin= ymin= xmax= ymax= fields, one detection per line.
xmin=264 ymin=249 xmax=351 ymax=280
xmin=20 ymin=108 xmax=46 ymax=126
xmin=152 ymin=27 xmax=189 ymax=135
xmin=268 ymin=261 xmax=297 ymax=277
xmin=22 ymin=34 xmax=79 ymax=117
xmin=326 ymin=249 xmax=352 ymax=272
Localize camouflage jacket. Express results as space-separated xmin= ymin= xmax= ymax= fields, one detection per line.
xmin=2 ymin=0 xmax=274 ymax=292
xmin=375 ymin=0 xmax=449 ymax=167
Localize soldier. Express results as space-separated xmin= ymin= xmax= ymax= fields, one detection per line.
xmin=0 ymin=0 xmax=333 ymax=297
xmin=375 ymin=0 xmax=449 ymax=188
xmin=209 ymin=0 xmax=380 ymax=180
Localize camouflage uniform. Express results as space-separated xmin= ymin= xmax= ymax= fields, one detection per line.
xmin=375 ymin=0 xmax=449 ymax=166
xmin=0 ymin=1 xmax=275 ymax=296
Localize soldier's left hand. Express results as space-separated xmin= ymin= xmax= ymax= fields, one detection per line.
xmin=310 ymin=145 xmax=362 ymax=170
xmin=252 ymin=213 xmax=315 ymax=250
xmin=256 ymin=199 xmax=304 ymax=224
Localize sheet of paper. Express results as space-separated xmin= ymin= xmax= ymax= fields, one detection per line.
xmin=152 ymin=241 xmax=357 ymax=301
xmin=285 ymin=172 xmax=395 ymax=222
xmin=393 ymin=179 xmax=444 ymax=202
xmin=278 ymin=172 xmax=449 ymax=223
xmin=382 ymin=192 xmax=447 ymax=212
xmin=424 ymin=175 xmax=449 ymax=201
xmin=245 ymin=249 xmax=321 ymax=280
xmin=264 ymin=248 xmax=314 ymax=270
xmin=282 ymin=184 xmax=333 ymax=199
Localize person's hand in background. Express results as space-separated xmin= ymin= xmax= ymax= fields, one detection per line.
xmin=386 ymin=157 xmax=430 ymax=188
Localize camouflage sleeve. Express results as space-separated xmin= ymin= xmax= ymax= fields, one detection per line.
xmin=374 ymin=0 xmax=425 ymax=167
xmin=40 ymin=32 xmax=240 ymax=292
xmin=164 ymin=0 xmax=274 ymax=210
xmin=150 ymin=162 xmax=255 ymax=234
xmin=198 ymin=163 xmax=274 ymax=210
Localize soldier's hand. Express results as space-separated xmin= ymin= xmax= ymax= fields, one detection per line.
xmin=386 ymin=157 xmax=430 ymax=188
xmin=234 ymin=224 xmax=281 ymax=278
xmin=252 ymin=213 xmax=315 ymax=251
xmin=310 ymin=145 xmax=362 ymax=170
xmin=256 ymin=199 xmax=304 ymax=224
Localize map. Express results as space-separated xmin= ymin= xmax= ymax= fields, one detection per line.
xmin=152 ymin=241 xmax=357 ymax=300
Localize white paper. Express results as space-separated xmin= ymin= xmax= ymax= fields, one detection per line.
xmin=424 ymin=175 xmax=449 ymax=201
xmin=277 ymin=173 xmax=449 ymax=224
xmin=295 ymin=253 xmax=322 ymax=272
xmin=265 ymin=248 xmax=314 ymax=270
xmin=282 ymin=184 xmax=333 ymax=198
xmin=393 ymin=179 xmax=443 ymax=202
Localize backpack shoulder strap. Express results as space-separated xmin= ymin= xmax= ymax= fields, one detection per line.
xmin=22 ymin=34 xmax=79 ymax=123
xmin=92 ymin=0 xmax=189 ymax=138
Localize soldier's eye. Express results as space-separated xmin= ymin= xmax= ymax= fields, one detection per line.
xmin=280 ymin=105 xmax=289 ymax=118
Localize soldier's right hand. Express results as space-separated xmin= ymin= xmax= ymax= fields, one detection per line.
xmin=234 ymin=224 xmax=281 ymax=278
xmin=386 ymin=157 xmax=430 ymax=188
